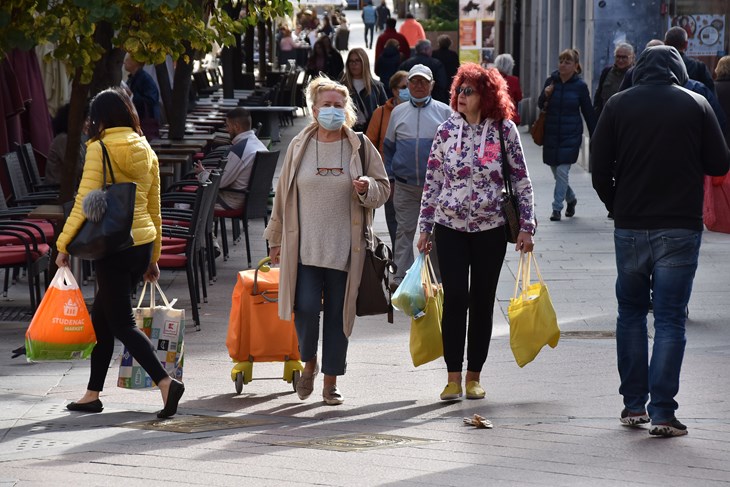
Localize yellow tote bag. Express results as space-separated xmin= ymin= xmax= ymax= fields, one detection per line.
xmin=409 ymin=254 xmax=444 ymax=367
xmin=508 ymin=252 xmax=560 ymax=367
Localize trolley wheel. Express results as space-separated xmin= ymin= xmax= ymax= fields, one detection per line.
xmin=291 ymin=369 xmax=301 ymax=392
xmin=235 ymin=372 xmax=244 ymax=394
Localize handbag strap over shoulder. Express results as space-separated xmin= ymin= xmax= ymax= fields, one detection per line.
xmin=356 ymin=132 xmax=375 ymax=248
xmin=98 ymin=140 xmax=116 ymax=188
xmin=497 ymin=120 xmax=514 ymax=198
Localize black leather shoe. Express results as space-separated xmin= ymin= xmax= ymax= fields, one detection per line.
xmin=67 ymin=399 xmax=103 ymax=413
xmin=549 ymin=210 xmax=561 ymax=221
xmin=565 ymin=199 xmax=577 ymax=217
xmin=157 ymin=379 xmax=185 ymax=419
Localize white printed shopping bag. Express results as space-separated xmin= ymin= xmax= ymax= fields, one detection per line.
xmin=118 ymin=282 xmax=185 ymax=389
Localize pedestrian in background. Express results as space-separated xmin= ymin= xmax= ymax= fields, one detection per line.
xmin=361 ymin=0 xmax=377 ymax=49
xmin=399 ymin=13 xmax=426 ymax=54
xmin=493 ymin=53 xmax=523 ymax=125
xmin=431 ymin=34 xmax=460 ymax=90
xmin=591 ymin=46 xmax=730 ymax=437
xmin=55 ymin=87 xmax=185 ymax=418
xmin=375 ymin=17 xmax=410 ymax=62
xmin=398 ymin=39 xmax=450 ymax=103
xmin=264 ymin=76 xmax=389 ymax=406
xmin=538 ymin=48 xmax=596 ymax=222
xmin=376 ymin=0 xmax=390 ymax=33
xmin=342 ymin=47 xmax=387 ymax=132
xmin=375 ymin=39 xmax=403 ymax=97
xmin=593 ymin=43 xmax=634 ymax=119
xmin=383 ymin=64 xmax=452 ymax=290
xmin=366 ymin=69 xmax=409 ymax=246
xmin=417 ymin=63 xmax=535 ymax=401
xmin=715 ymin=55 xmax=730 ymax=144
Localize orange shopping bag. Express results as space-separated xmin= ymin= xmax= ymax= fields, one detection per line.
xmin=25 ymin=267 xmax=96 ymax=361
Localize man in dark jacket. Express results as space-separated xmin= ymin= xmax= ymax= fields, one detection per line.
xmin=590 ymin=46 xmax=730 ymax=438
xmin=593 ymin=42 xmax=634 ymax=118
xmin=398 ymin=40 xmax=449 ymax=103
xmin=431 ymin=35 xmax=459 ymax=88
xmin=664 ymin=26 xmax=715 ymax=93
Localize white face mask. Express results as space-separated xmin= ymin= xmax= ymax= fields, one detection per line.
xmin=317 ymin=106 xmax=346 ymax=131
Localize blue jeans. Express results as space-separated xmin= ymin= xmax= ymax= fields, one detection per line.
xmin=294 ymin=264 xmax=349 ymax=376
xmin=614 ymin=228 xmax=701 ymax=423
xmin=550 ymin=164 xmax=576 ymax=212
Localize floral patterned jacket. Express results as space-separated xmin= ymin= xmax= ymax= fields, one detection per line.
xmin=418 ymin=113 xmax=536 ymax=235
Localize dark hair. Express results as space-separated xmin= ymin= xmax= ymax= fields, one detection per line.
xmin=405 ymin=12 xmax=414 ymax=19
xmin=386 ymin=18 xmax=396 ymax=29
xmin=450 ymin=63 xmax=514 ymax=121
xmin=52 ymin=104 xmax=71 ymax=136
xmin=664 ymin=26 xmax=688 ymax=50
xmin=87 ymin=87 xmax=141 ymax=139
xmin=226 ymin=107 xmax=252 ymax=130
xmin=437 ymin=34 xmax=452 ymax=50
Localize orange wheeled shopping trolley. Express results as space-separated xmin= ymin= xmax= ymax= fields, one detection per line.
xmin=226 ymin=258 xmax=303 ymax=394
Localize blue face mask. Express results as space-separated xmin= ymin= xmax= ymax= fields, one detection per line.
xmin=398 ymin=88 xmax=411 ymax=102
xmin=317 ymin=106 xmax=346 ymax=131
xmin=411 ymin=95 xmax=431 ymax=104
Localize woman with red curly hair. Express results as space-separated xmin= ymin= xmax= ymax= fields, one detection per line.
xmin=417 ymin=63 xmax=536 ymax=401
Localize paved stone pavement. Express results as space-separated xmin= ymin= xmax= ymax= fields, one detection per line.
xmin=2 ymin=16 xmax=730 ymax=487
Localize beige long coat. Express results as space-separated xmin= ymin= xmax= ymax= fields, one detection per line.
xmin=263 ymin=123 xmax=390 ymax=337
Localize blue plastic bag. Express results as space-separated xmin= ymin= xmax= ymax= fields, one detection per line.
xmin=392 ymin=253 xmax=427 ymax=318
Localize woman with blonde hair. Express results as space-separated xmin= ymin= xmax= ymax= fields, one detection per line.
xmin=341 ymin=47 xmax=387 ymax=132
xmin=264 ymin=76 xmax=390 ymax=405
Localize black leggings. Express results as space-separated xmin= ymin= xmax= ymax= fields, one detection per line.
xmin=435 ymin=224 xmax=507 ymax=373
xmin=87 ymin=243 xmax=168 ymax=391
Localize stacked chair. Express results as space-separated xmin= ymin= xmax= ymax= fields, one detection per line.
xmin=0 ymin=152 xmax=53 ymax=308
xmin=158 ymin=170 xmax=222 ymax=331
xmin=214 ymin=150 xmax=279 ymax=268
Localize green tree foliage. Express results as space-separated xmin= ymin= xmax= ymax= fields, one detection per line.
xmin=0 ymin=0 xmax=292 ymax=202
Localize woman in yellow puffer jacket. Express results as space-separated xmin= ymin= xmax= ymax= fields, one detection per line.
xmin=55 ymin=87 xmax=184 ymax=418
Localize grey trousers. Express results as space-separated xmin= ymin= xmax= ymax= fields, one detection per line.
xmin=393 ymin=181 xmax=440 ymax=282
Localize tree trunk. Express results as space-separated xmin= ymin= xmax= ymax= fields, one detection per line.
xmin=244 ymin=24 xmax=255 ymax=73
xmin=257 ymin=19 xmax=267 ymax=82
xmin=88 ymin=22 xmax=124 ymax=98
xmin=155 ymin=62 xmax=174 ymax=123
xmin=59 ymin=70 xmax=90 ymax=204
xmin=167 ymin=48 xmax=195 ymax=140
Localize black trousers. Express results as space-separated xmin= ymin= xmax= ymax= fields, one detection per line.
xmin=435 ymin=224 xmax=507 ymax=373
xmin=87 ymin=243 xmax=168 ymax=391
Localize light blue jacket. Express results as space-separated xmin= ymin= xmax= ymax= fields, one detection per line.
xmin=362 ymin=5 xmax=377 ymax=24
xmin=383 ymin=98 xmax=452 ymax=186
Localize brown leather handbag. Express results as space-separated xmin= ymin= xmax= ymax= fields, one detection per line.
xmin=530 ymin=83 xmax=553 ymax=147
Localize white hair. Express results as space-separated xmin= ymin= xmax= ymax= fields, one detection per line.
xmin=493 ymin=53 xmax=515 ymax=75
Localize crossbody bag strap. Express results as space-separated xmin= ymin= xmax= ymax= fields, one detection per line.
xmin=497 ymin=120 xmax=514 ymax=198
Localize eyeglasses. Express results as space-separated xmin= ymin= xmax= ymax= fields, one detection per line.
xmin=398 ymin=85 xmax=408 ymax=90
xmin=316 ymin=167 xmax=344 ymax=176
xmin=456 ymin=86 xmax=475 ymax=96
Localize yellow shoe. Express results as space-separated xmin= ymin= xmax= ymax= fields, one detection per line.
xmin=466 ymin=381 xmax=486 ymax=399
xmin=440 ymin=382 xmax=463 ymax=400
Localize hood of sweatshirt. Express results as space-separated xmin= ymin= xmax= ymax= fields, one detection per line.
xmin=632 ymin=45 xmax=688 ymax=87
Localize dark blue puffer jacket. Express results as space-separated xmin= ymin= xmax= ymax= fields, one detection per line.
xmin=538 ymin=71 xmax=596 ymax=166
